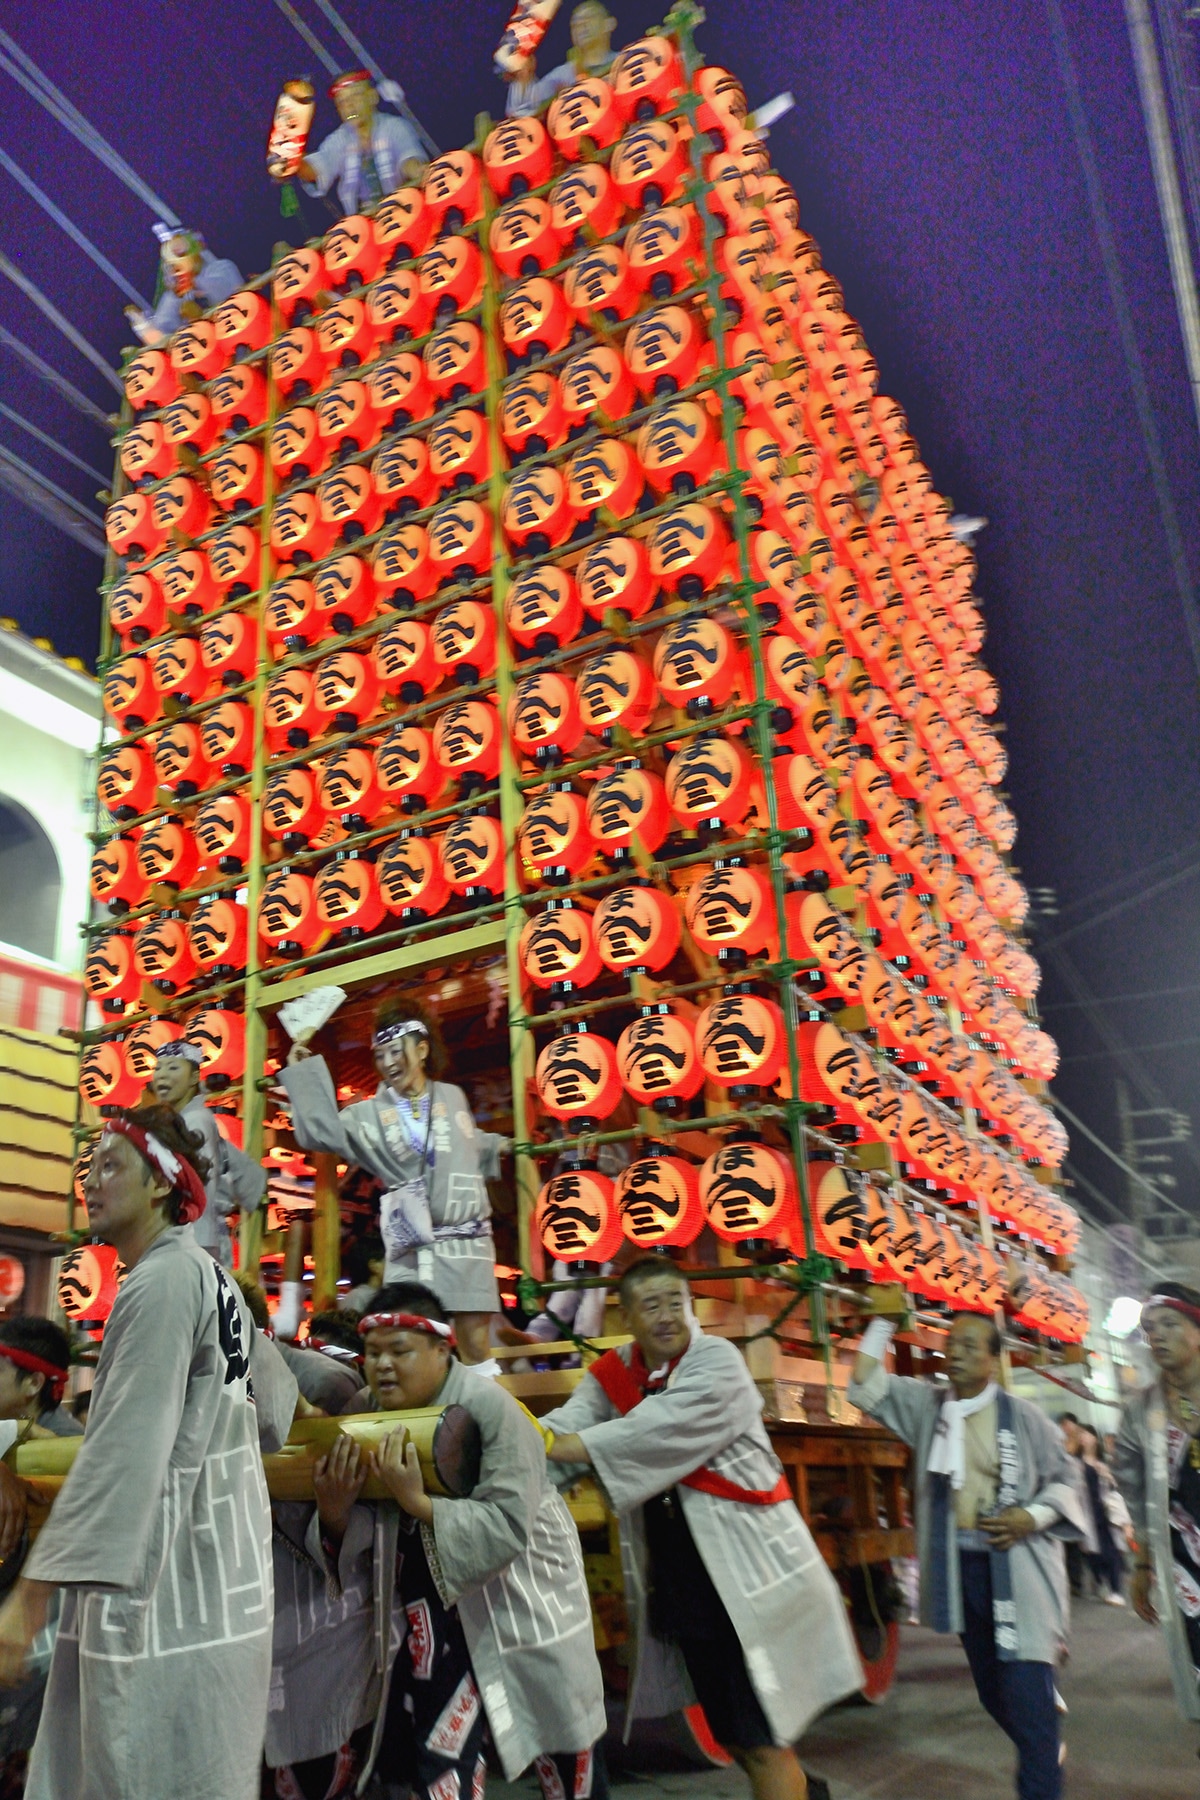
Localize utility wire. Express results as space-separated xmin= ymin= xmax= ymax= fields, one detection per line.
xmin=1043 ymin=978 xmax=1200 ymax=1012
xmin=0 ymin=442 xmax=103 ymax=527
xmin=272 ymin=0 xmax=340 ymax=73
xmin=0 ymin=401 xmax=108 ymax=484
xmin=1061 ymin=1032 xmax=1200 ymax=1064
xmin=0 ymin=31 xmax=179 ymax=227
xmin=0 ymin=446 xmax=105 ymax=556
xmin=0 ymin=325 xmax=110 ymax=429
xmin=1054 ymin=1092 xmax=1196 ymax=1221
xmin=1034 ymin=856 xmax=1200 ymax=952
xmin=0 ymin=249 xmax=121 ymax=393
xmin=308 ymin=0 xmax=440 ymax=156
xmin=0 ymin=147 xmax=148 ymax=309
xmin=1063 ymin=1160 xmax=1165 ymax=1273
xmin=1047 ymin=0 xmax=1200 ymax=688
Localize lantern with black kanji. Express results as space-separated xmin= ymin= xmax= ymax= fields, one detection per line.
xmin=617 ymin=1008 xmax=703 ymax=1110
xmin=109 ymin=568 xmax=166 ymax=645
xmin=501 ymin=464 xmax=574 ymax=556
xmin=648 ymin=502 xmax=730 ymax=600
xmin=375 ymin=725 xmax=449 ymax=813
xmin=684 ymin=862 xmax=774 ymax=963
xmin=432 ymin=600 xmax=497 ymax=686
xmin=439 ymin=813 xmax=505 ymax=899
xmin=627 ymin=205 xmax=699 ymax=300
xmin=535 ymin=1166 xmax=623 ymax=1263
xmin=152 ymin=720 xmax=214 ymax=799
xmin=186 ymin=1006 xmax=246 ymax=1085
xmin=200 ymin=699 xmax=255 ymax=776
xmin=136 ymin=816 xmax=199 ymax=892
xmin=665 ymin=734 xmax=753 ymax=832
xmin=373 ymin=186 xmax=432 ymax=263
xmin=152 ymin=472 xmax=215 ymax=540
xmin=170 ymin=319 xmax=227 ymax=382
xmin=260 ymin=867 xmax=324 ymax=955
xmin=375 ymin=522 xmax=437 ymax=607
xmin=535 ymin=1028 xmax=623 ymax=1125
xmin=653 ymin=615 xmax=741 ymax=713
xmin=123 ymin=347 xmax=177 ymax=412
xmin=637 ymin=400 xmax=719 ymax=496
xmin=374 ymin=618 xmax=440 ymax=705
xmin=566 ymin=438 xmax=645 ymax=525
xmin=103 ymin=653 xmax=163 ymax=733
xmin=319 ymin=745 xmax=385 ymax=829
xmin=505 ymin=565 xmax=582 ymax=653
xmin=559 ymin=343 xmax=635 ymax=430
xmin=194 ymin=791 xmax=252 ymax=873
xmin=547 ymin=76 xmax=622 ymax=159
xmin=423 ymin=320 xmax=487 ymax=403
xmin=696 ymin=992 xmax=788 ymax=1094
xmin=264 ymin=667 xmax=320 ymax=752
xmin=367 ymin=270 xmax=435 ymax=347
xmin=212 ymin=288 xmax=272 ymax=357
xmin=594 ymin=884 xmax=680 ymax=973
xmin=79 ymin=1040 xmax=141 ymax=1111
xmin=499 ymin=369 xmax=568 ymax=458
xmin=98 ymin=742 xmax=157 ymax=820
xmin=499 ymin=276 xmax=573 ymax=361
xmin=187 ymin=895 xmax=250 ymax=975
xmin=159 ymin=548 xmax=221 ymax=620
xmin=427 ymin=500 xmax=492 ymax=581
xmin=508 ymin=672 xmax=584 ymax=764
xmin=199 ymin=611 xmax=257 ymax=688
xmin=585 ymin=764 xmax=670 ymax=860
xmin=563 ymin=244 xmax=637 ymax=324
xmin=316 ymin=854 xmax=386 ymax=941
xmin=424 ymin=149 xmax=482 ymax=233
xmin=323 ymin=213 xmax=382 ymax=290
xmin=698 ymin=1138 xmax=798 ymax=1252
xmin=270 ymin=407 xmax=329 ymax=487
xmin=809 ymin=1161 xmax=870 ymax=1270
xmin=577 ymin=535 xmax=654 ymax=624
xmin=614 ymin=1150 xmax=703 ymax=1248
xmin=518 ymin=901 xmax=602 ymax=991
xmin=105 ymin=492 xmax=165 ymax=565
xmin=314 ymin=651 xmax=381 ymax=732
xmin=263 ymin=765 xmax=328 ymax=850
xmin=549 ymin=162 xmax=623 ymax=243
xmin=516 ymin=787 xmax=594 ymax=881
xmin=577 ymin=646 xmax=657 ymax=744
xmin=123 ymin=1018 xmax=181 ymax=1086
xmin=316 ymin=379 xmax=380 ymax=456
xmin=152 ymin=634 xmax=210 ymax=709
xmin=625 ymin=305 xmax=707 ymax=398
xmin=89 ymin=834 xmax=147 ymax=915
xmin=133 ymin=913 xmax=196 ymax=995
xmin=378 ymin=833 xmax=451 ymax=921
xmin=120 ymin=417 xmax=175 ymax=486
xmin=208 ymin=363 xmax=268 ymax=434
xmin=431 ymin=699 xmax=502 ymax=790
xmin=314 ymin=553 xmax=377 ymax=633
xmin=317 ymin=464 xmax=384 ymax=544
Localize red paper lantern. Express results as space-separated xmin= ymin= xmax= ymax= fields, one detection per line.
xmin=577 ymin=535 xmax=655 ymax=624
xmin=378 ymin=833 xmax=451 ymax=919
xmin=684 ymin=863 xmax=774 ymax=960
xmin=105 ymin=492 xmax=165 ymax=564
xmin=152 ymin=720 xmax=213 ymax=797
xmin=317 ymin=463 xmax=385 ymax=543
xmin=585 ymin=764 xmax=670 ymax=858
xmin=627 ymin=204 xmax=699 ymax=299
xmin=260 ymin=867 xmax=324 ymax=953
xmin=559 ymin=344 xmax=635 ymax=430
xmin=313 ymin=651 xmax=381 ymax=730
xmin=499 ymin=276 xmax=573 ymax=360
xmin=648 ymin=502 xmax=730 ymax=598
xmin=516 ymin=787 xmax=594 ymax=879
xmin=427 ymin=499 xmax=492 ymax=579
xmin=491 ymin=195 xmax=564 ymax=283
xmin=194 ymin=791 xmax=252 ymax=872
xmin=624 ymin=305 xmax=706 ymax=399
xmin=315 ymin=380 xmax=381 ymax=457
xmin=187 ymin=895 xmax=250 ymax=972
xmin=84 ymin=928 xmax=141 ymax=1012
xmin=594 ymin=884 xmax=680 ymax=973
xmin=263 ymin=765 xmax=328 ymax=847
xmin=199 ymin=610 xmax=257 ymax=687
xmin=103 ymin=652 xmax=162 ymax=733
xmin=270 ymin=326 xmax=330 ymax=400
xmin=653 ymin=615 xmax=741 ymax=711
xmin=208 ymin=363 xmax=268 ymax=434
xmin=505 ymin=564 xmax=582 ymax=651
xmin=614 ymin=1152 xmax=703 ymax=1248
xmin=432 ymin=699 xmax=502 ymax=786
xmin=136 ymin=816 xmax=199 ymax=891
xmin=272 ymin=246 xmax=326 ymax=323
xmin=375 ymin=725 xmax=449 ymax=812
xmin=428 ymin=408 xmax=491 ymax=494
xmin=373 ymin=618 xmax=440 ymax=703
xmin=152 ymin=472 xmax=215 ymax=541
xmin=535 ymin=1166 xmax=623 ymax=1262
xmin=431 ymin=600 xmax=498 ymax=685
xmin=809 ymin=1162 xmax=871 ymax=1271
xmin=319 ymin=745 xmax=385 ymax=826
xmin=270 ymin=490 xmax=337 ymax=566
xmin=577 ymin=646 xmax=656 ymax=739
xmin=120 ymin=417 xmax=175 ymax=486
xmin=367 ymin=271 xmax=436 ymax=347
xmin=124 ymin=1017 xmax=183 ymax=1084
xmin=170 ymin=319 xmax=227 ymax=383
xmin=483 ymin=113 xmax=554 ymax=197
xmin=270 ymin=407 xmax=329 ymax=486
xmin=696 ymin=993 xmax=788 ymax=1090
xmin=566 ymin=438 xmax=644 ymax=524
xmin=611 ymin=35 xmax=683 ymax=118
xmin=186 ymin=1006 xmax=246 ymax=1083
xmin=665 ymin=734 xmax=753 ymax=830
xmin=535 ymin=1029 xmax=623 ymax=1124
xmin=518 ymin=902 xmax=602 ymax=990
xmin=315 ymin=553 xmax=377 ymax=632
xmin=424 ymin=150 xmax=483 ymax=233
xmin=374 ymin=522 xmax=437 ymax=607
xmin=501 ymin=464 xmax=574 ymax=553
xmin=508 ymin=671 xmax=584 ymax=761
xmin=549 ymin=162 xmax=624 ymax=241
xmin=89 ymin=834 xmax=147 ymax=914
xmin=200 ymin=699 xmax=255 ymax=775
xmin=109 ymin=568 xmax=166 ymax=644
xmin=316 ymin=855 xmax=386 ymax=938
xmin=212 ymin=288 xmax=272 ymax=357
xmin=617 ymin=1009 xmax=704 ymax=1107
xmin=418 ymin=236 xmax=485 ymax=320
xmin=367 ymin=351 xmax=435 ymax=426
xmin=323 ymin=213 xmax=382 ymax=290
xmin=373 ymin=186 xmax=432 ymax=263
xmin=439 ymin=812 xmax=506 ymax=897
xmin=98 ymin=742 xmax=158 ymax=820
xmin=563 ymin=243 xmax=638 ymax=324
xmin=123 ymin=348 xmax=177 ymax=412
xmin=264 ymin=667 xmax=320 ymax=751
xmin=79 ymin=1042 xmax=140 ymax=1110
xmin=699 ymin=1138 xmax=798 ymax=1246
xmin=548 ymin=75 xmax=622 ymax=158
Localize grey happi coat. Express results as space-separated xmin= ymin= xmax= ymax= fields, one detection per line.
xmin=848 ymin=1363 xmax=1084 ymax=1662
xmin=24 ymin=1228 xmax=298 ymax=1800
xmin=1113 ymin=1380 xmax=1200 ymax=1721
xmin=320 ymin=1358 xmax=605 ymax=1790
xmin=542 ymin=1331 xmax=863 ymax=1745
xmin=281 ymin=1058 xmax=502 ymax=1312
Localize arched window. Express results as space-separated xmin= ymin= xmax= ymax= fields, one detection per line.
xmin=0 ymin=798 xmax=62 ymax=962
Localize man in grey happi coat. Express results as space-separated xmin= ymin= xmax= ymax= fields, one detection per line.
xmin=150 ymin=1036 xmax=265 ymax=1266
xmin=545 ymin=1257 xmax=860 ymax=1800
xmin=292 ymin=71 xmax=425 ymax=217
xmin=850 ymin=1307 xmax=1084 ymax=1800
xmin=282 ymin=1002 xmax=508 ymax=1364
xmin=310 ymin=1282 xmax=607 ymax=1799
xmin=0 ymin=1103 xmax=298 ymax=1800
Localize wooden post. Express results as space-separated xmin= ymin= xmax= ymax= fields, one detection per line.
xmin=310 ymin=1151 xmax=342 ymax=1314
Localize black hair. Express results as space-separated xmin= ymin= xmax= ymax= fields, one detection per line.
xmin=0 ymin=1316 xmax=71 ymax=1415
xmin=1059 ymin=1412 xmax=1079 ymax=1426
xmin=373 ymin=996 xmax=448 ymax=1079
xmin=368 ymin=1281 xmax=449 ymax=1327
xmin=343 ymin=1234 xmax=385 ymax=1288
xmin=308 ymin=1310 xmax=363 ymax=1353
xmin=1150 ymin=1280 xmax=1200 ymax=1312
xmin=952 ymin=1311 xmax=1002 ymax=1356
xmin=232 ymin=1272 xmax=270 ymax=1331
xmin=618 ymin=1254 xmax=687 ymax=1305
xmin=118 ymin=1102 xmax=211 ymax=1227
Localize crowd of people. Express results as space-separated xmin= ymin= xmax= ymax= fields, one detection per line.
xmin=0 ymin=994 xmax=1193 ymax=1799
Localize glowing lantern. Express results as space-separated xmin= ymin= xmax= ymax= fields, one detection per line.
xmin=424 ymin=150 xmax=483 ymax=233
xmin=373 ymin=619 xmax=439 ymax=705
xmin=549 ymin=162 xmax=623 ymax=241
xmin=577 ymin=535 xmax=655 ymax=624
xmin=427 ymin=499 xmax=492 ymax=580
xmin=263 ymin=765 xmax=328 ymax=848
xmin=83 ymin=924 xmax=142 ymax=1016
xmin=121 ymin=1018 xmax=179 ymax=1086
xmin=152 ymin=721 xmax=212 ymax=799
xmin=323 ymin=213 xmax=382 ymax=290
xmin=699 ymin=1138 xmax=798 ymax=1248
xmin=159 ymin=548 xmax=220 ymax=620
xmin=559 ymin=344 xmax=635 ymax=430
xmin=428 ymin=408 xmax=491 ymax=494
xmin=271 ymin=490 xmax=337 ymax=566
xmin=136 ymin=816 xmax=199 ymax=891
xmin=518 ymin=902 xmax=602 ymax=990
xmin=260 ymin=867 xmax=324 ymax=954
xmin=431 ymin=600 xmax=498 ymax=686
xmin=483 ymin=113 xmax=553 ymax=197
xmin=89 ymin=834 xmax=146 ymax=915
xmin=152 ymin=635 xmax=211 ymax=710
xmin=374 ymin=523 xmax=436 ymax=607
xmin=212 ymin=288 xmax=272 ymax=357
xmin=590 ymin=884 xmax=677 ymax=975
xmin=535 ymin=1029 xmax=623 ymax=1124
xmin=316 ymin=855 xmax=386 ymax=939
xmin=271 ymin=326 xmax=330 ymax=401
xmin=210 ymin=523 xmax=260 ymax=599
xmin=563 ymin=245 xmax=638 ymax=324
xmin=627 ymin=204 xmax=698 ymax=299
xmin=58 ymin=1241 xmax=122 ymax=1323
xmin=200 ymin=699 xmax=255 ymax=776
xmin=317 ymin=464 xmax=384 ymax=544
xmin=194 ymin=792 xmax=252 ymax=873
xmin=264 ymin=667 xmax=320 ymax=751
xmin=104 ymin=653 xmax=163 ymax=733
xmin=665 ymin=734 xmax=753 ymax=831
xmin=517 ymin=785 xmax=594 ymax=881
xmin=375 ymin=725 xmax=448 ymax=813
xmin=697 ymin=993 xmax=788 ymax=1091
xmin=186 ymin=895 xmax=249 ymax=974
xmin=508 ymin=672 xmax=584 ymax=762
xmin=418 ymin=237 xmax=485 ymax=322
xmin=200 ymin=611 xmax=257 ymax=688
xmin=577 ymin=647 xmax=656 ymax=739
xmin=373 ymin=186 xmax=432 ymax=263
xmin=208 ymin=363 xmax=268 ymax=435
xmin=490 ymin=196 xmax=563 ymax=281
xmin=98 ymin=743 xmax=157 ymax=820
xmin=585 ymin=764 xmax=670 ymax=859
xmin=505 ymin=565 xmax=582 ymax=652
xmin=684 ymin=863 xmax=774 ymax=961
xmin=432 ymin=700 xmax=502 ymax=787
xmin=637 ymin=400 xmax=719 ymax=497
xmin=132 ymin=913 xmax=195 ymax=994
xmin=109 ymin=569 xmax=166 ymax=645
xmin=797 ymin=892 xmax=867 ymax=1002
xmin=649 ymin=502 xmax=730 ymax=598
xmin=170 ymin=319 xmax=227 ymax=382
xmin=368 ymin=271 xmax=435 ymax=347
xmin=120 ymin=417 xmax=175 ymax=486
xmin=423 ymin=320 xmax=487 ymax=402
xmin=123 ymin=347 xmax=177 ymax=412
xmin=186 ymin=1007 xmax=245 ymax=1084
xmin=79 ymin=1041 xmax=138 ymax=1110
xmin=615 ymin=1152 xmax=703 ymax=1248
xmin=653 ymin=615 xmax=741 ymax=711
xmin=314 ymin=651 xmax=381 ymax=730
xmin=535 ymin=1166 xmax=623 ymax=1263
xmin=315 ymin=380 xmax=380 ymax=458
xmin=439 ymin=812 xmax=505 ymax=897
xmin=810 ymin=1162 xmax=870 ymax=1270
xmin=501 ymin=464 xmax=574 ymax=554
xmin=367 ymin=351 xmax=434 ymax=428
xmin=624 ymin=304 xmax=706 ymax=398
xmin=566 ymin=439 xmax=644 ymax=524
xmin=378 ymin=833 xmax=451 ymax=920
xmin=314 ymin=553 xmax=376 ymax=633
xmin=272 ymin=246 xmax=326 ymax=324
xmin=319 ymin=745 xmax=385 ymax=827
xmin=617 ymin=1009 xmax=704 ymax=1108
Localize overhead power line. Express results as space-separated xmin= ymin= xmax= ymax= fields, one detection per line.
xmin=0 ymin=146 xmax=149 ymax=308
xmin=308 ymin=0 xmax=440 ymax=155
xmin=0 ymin=447 xmax=105 ymax=556
xmin=1034 ymin=856 xmax=1200 ymax=953
xmin=0 ymin=401 xmax=108 ymax=484
xmin=0 ymin=325 xmax=110 ymax=428
xmin=1042 ymin=978 xmax=1200 ymax=1012
xmin=0 ymin=249 xmax=121 ymax=393
xmin=1054 ymin=1093 xmax=1196 ymax=1223
xmin=0 ymin=30 xmax=179 ymax=227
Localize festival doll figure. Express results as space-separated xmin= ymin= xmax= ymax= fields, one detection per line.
xmin=284 ymin=70 xmax=426 ymax=217
xmin=0 ymin=1104 xmax=298 ymax=1800
xmin=308 ymin=1283 xmax=608 ymax=1800
xmin=125 ymin=228 xmax=243 ymax=345
xmin=282 ymin=1000 xmax=508 ymax=1365
xmin=267 ymin=77 xmax=317 ymax=181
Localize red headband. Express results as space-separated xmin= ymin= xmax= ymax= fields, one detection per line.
xmin=359 ymin=1310 xmax=455 ymax=1346
xmin=330 ymin=69 xmax=371 ymax=97
xmin=1145 ymin=1295 xmax=1200 ymax=1329
xmin=0 ymin=1345 xmax=67 ymax=1406
xmin=100 ymin=1119 xmax=208 ymax=1226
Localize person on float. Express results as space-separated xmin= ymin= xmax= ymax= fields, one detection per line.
xmin=148 ymin=1036 xmax=266 ymax=1268
xmin=0 ymin=1318 xmax=81 ymax=1442
xmin=0 ymin=1103 xmax=298 ymax=1800
xmin=1114 ymin=1281 xmax=1200 ymax=1732
xmin=543 ymin=1255 xmax=859 ymax=1800
xmin=285 ymin=70 xmax=426 ymax=217
xmin=309 ymin=1281 xmax=608 ymax=1800
xmin=849 ymin=1303 xmax=1084 ymax=1800
xmin=124 ymin=226 xmax=242 ymax=344
xmin=503 ymin=1 xmax=618 ymax=117
xmin=282 ymin=1000 xmax=509 ymax=1366
xmin=234 ymin=1271 xmax=364 ymax=1417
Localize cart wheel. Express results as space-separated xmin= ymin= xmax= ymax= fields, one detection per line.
xmin=682 ymin=1704 xmax=734 ymax=1767
xmin=854 ymin=1613 xmax=899 ymax=1703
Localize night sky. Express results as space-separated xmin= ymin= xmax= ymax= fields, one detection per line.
xmin=2 ymin=1 xmax=1198 ymax=1239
